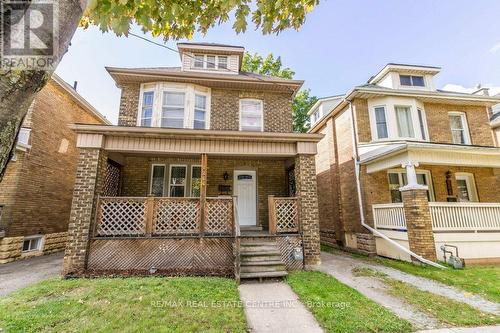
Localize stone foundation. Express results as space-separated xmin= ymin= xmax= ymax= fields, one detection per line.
xmin=356 ymin=232 xmax=376 ymax=254
xmin=320 ymin=229 xmax=337 ymax=247
xmin=0 ymin=232 xmax=67 ymax=264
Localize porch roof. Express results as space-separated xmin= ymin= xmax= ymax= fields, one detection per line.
xmin=73 ymin=124 xmax=323 ymax=157
xmin=359 ymin=141 xmax=500 ymax=173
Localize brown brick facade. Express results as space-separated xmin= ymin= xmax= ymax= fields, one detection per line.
xmin=0 ymin=81 xmax=105 ymax=263
xmin=295 ymin=154 xmax=321 ymax=266
xmin=116 ymin=84 xmax=293 ymax=132
xmin=401 ymin=188 xmax=437 ymax=262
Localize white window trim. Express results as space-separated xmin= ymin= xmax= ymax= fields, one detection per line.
xmin=149 ymin=164 xmax=166 ymax=196
xmin=394 ymin=105 xmax=417 ymax=139
xmin=137 ymin=83 xmax=211 ymax=130
xmin=455 ymin=172 xmax=478 ymax=202
xmin=190 ymin=164 xmax=201 ymax=197
xmin=399 ymin=74 xmax=426 ymax=88
xmin=22 ymin=235 xmax=44 ymax=253
xmin=448 ymin=112 xmax=471 ymax=145
xmin=168 ymin=164 xmax=188 ymax=197
xmin=192 ymin=54 xmax=229 ymax=71
xmin=417 ymin=108 xmax=429 ymax=141
xmin=387 ymin=169 xmax=435 ymax=201
xmin=239 ymin=99 xmax=264 ymax=132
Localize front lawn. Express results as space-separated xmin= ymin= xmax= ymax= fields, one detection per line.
xmin=286 ymin=271 xmax=413 ymax=333
xmin=0 ymin=277 xmax=246 ymax=333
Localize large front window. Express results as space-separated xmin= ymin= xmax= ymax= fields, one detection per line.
xmin=162 ymin=92 xmax=185 ymax=128
xmin=395 ymin=106 xmax=415 ymax=138
xmin=449 ymin=112 xmax=470 ymax=144
xmin=388 ymin=170 xmax=433 ymax=203
xmin=240 ymin=99 xmax=263 ymax=131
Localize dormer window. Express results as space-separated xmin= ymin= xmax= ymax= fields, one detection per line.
xmin=399 ymin=75 xmax=425 ymax=87
xmin=218 ymin=56 xmax=228 ymax=69
xmin=194 ymin=55 xmax=204 ymax=68
xmin=206 ymin=55 xmax=216 ymax=69
xmin=192 ymin=54 xmax=229 ymax=71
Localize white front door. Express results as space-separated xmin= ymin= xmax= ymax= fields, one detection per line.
xmin=234 ymin=170 xmax=257 ymax=226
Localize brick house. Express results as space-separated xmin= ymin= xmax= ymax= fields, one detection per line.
xmin=63 ymin=43 xmax=322 ymax=279
xmin=0 ymin=75 xmax=109 ymax=264
xmin=309 ymin=64 xmax=500 ymax=264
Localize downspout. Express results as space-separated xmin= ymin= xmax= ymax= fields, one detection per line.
xmin=347 ymin=100 xmax=445 ymax=269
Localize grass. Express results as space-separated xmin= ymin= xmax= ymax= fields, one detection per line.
xmin=286 ymin=271 xmax=413 ymax=333
xmin=321 ymin=244 xmax=500 ymax=303
xmin=0 ymin=277 xmax=247 ymax=333
xmin=376 ymin=257 xmax=500 ymax=303
xmin=351 ymin=267 xmax=387 ymax=278
xmin=386 ymin=279 xmax=500 ymax=327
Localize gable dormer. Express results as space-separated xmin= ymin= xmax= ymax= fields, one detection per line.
xmin=368 ymin=63 xmax=441 ymax=91
xmin=177 ymin=42 xmax=244 ymax=74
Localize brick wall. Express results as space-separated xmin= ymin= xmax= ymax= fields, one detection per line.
xmin=117 ymin=84 xmax=293 ymax=132
xmin=120 ymin=156 xmax=288 ymax=228
xmin=0 ymin=81 xmax=104 ymax=239
xmin=295 ymin=154 xmax=321 ymax=265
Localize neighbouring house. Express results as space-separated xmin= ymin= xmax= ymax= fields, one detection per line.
xmin=63 ymin=42 xmax=322 ymax=279
xmin=309 ymin=63 xmax=500 ymax=265
xmin=0 ymin=75 xmax=109 ymax=264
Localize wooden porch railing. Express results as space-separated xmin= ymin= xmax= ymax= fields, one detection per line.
xmin=268 ymin=196 xmax=300 ymax=234
xmin=233 ymin=197 xmax=241 ymax=283
xmin=94 ymin=196 xmax=235 ymax=237
xmin=372 ymin=203 xmax=406 ymax=231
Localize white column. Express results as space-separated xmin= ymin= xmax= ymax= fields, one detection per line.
xmin=400 ymin=161 xmax=428 ymax=191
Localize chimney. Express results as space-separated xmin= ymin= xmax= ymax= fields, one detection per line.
xmin=73 ymin=81 xmax=78 ymax=90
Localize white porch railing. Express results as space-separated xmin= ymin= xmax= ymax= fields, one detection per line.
xmin=373 ymin=202 xmax=500 ymax=232
xmin=429 ymin=202 xmax=500 ymax=232
xmin=372 ymin=203 xmax=406 ymax=230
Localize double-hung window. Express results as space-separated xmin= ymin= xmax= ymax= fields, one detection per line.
xmin=169 ymin=165 xmax=187 ymax=197
xmin=218 ymin=56 xmax=228 ymax=69
xmin=162 ymin=92 xmax=185 ymax=128
xmin=194 ymin=94 xmax=207 ymax=129
xmin=140 ymin=91 xmax=154 ymax=127
xmin=449 ymin=112 xmax=470 ymax=144
xmin=395 ymin=106 xmax=415 ymax=138
xmin=417 ymin=108 xmax=427 ymax=140
xmin=190 ymin=165 xmax=202 ymax=197
xmin=374 ymin=106 xmax=388 ymax=139
xmin=150 ymin=164 xmax=166 ymax=197
xmin=240 ymin=99 xmax=263 ymax=131
xmin=194 ymin=55 xmax=204 ymax=68
xmin=388 ymin=170 xmax=433 ymax=203
xmin=400 ymin=75 xmax=425 ymax=87
xmin=455 ymin=173 xmax=478 ymax=202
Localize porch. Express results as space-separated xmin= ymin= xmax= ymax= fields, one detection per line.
xmin=63 ymin=125 xmax=322 ymax=277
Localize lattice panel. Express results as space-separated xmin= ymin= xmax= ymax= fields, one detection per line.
xmin=275 ymin=198 xmax=299 ymax=233
xmin=87 ymin=238 xmax=234 ymax=275
xmin=205 ymin=199 xmax=233 ymax=234
xmin=276 ymin=236 xmax=304 ymax=271
xmin=154 ymin=198 xmax=200 ymax=235
xmin=102 ymin=161 xmax=121 ymax=197
xmin=96 ymin=198 xmax=146 ymax=236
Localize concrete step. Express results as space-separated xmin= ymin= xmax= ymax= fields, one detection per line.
xmin=240 ymin=271 xmax=288 ymax=279
xmin=241 ymin=264 xmax=287 ymax=274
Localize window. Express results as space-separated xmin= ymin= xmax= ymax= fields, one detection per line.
xmin=417 ymin=108 xmax=427 ymax=140
xmin=374 ymin=106 xmax=388 ymax=139
xmin=194 ymin=94 xmax=207 ymax=129
xmin=169 ymin=165 xmax=187 ymax=197
xmin=140 ymin=91 xmax=154 ymax=127
xmin=400 ymin=75 xmax=425 ymax=87
xmin=388 ymin=170 xmax=433 ymax=203
xmin=191 ymin=165 xmax=201 ymax=197
xmin=206 ymin=55 xmax=216 ymax=69
xmin=218 ymin=56 xmax=228 ymax=69
xmin=22 ymin=236 xmax=42 ymax=252
xmin=449 ymin=112 xmax=470 ymax=144
xmin=17 ymin=128 xmax=31 ymax=146
xmin=150 ymin=164 xmax=166 ymax=196
xmin=240 ymin=99 xmax=263 ymax=131
xmin=162 ymin=92 xmax=185 ymax=128
xmin=395 ymin=106 xmax=415 ymax=138
xmin=455 ymin=173 xmax=478 ymax=202
xmin=194 ymin=55 xmax=204 ymax=68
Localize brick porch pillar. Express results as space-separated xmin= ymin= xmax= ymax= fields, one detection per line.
xmin=400 ymin=162 xmax=437 ymax=262
xmin=295 ymin=154 xmax=321 ymax=267
xmin=63 ymin=148 xmax=108 ymax=276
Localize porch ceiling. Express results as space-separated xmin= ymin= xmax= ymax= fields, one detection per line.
xmin=74 ymin=124 xmax=322 ymax=157
xmin=360 ymin=141 xmax=500 ymax=173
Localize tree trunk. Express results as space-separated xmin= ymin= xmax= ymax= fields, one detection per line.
xmin=0 ymin=0 xmax=89 ymax=181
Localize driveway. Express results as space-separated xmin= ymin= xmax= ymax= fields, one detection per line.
xmin=0 ymin=252 xmax=64 ymax=297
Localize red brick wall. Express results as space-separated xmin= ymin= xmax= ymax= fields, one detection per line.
xmin=0 ymin=81 xmax=105 ymax=237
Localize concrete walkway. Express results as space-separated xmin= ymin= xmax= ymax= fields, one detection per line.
xmin=239 ymin=281 xmax=323 ymax=333
xmin=417 ymin=325 xmax=500 ymax=333
xmin=0 ymin=252 xmax=63 ymax=297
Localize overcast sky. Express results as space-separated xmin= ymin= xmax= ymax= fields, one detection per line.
xmin=55 ymin=0 xmax=500 ymax=124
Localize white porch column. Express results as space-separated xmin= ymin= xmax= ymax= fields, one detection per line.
xmin=400 ymin=161 xmax=428 ymax=191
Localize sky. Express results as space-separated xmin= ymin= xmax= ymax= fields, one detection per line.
xmin=55 ymin=0 xmax=500 ymax=124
